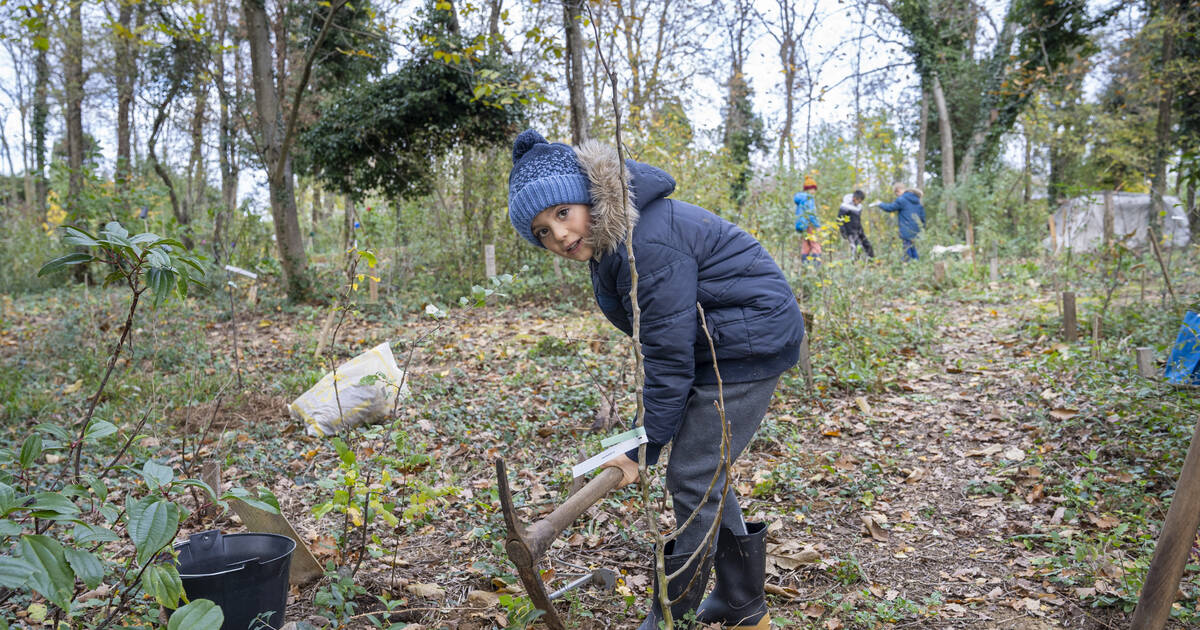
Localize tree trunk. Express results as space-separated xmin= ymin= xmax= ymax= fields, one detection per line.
xmin=184 ymin=81 xmax=207 ymax=249
xmin=1188 ymin=181 xmax=1197 ymax=240
xmin=311 ymin=185 xmax=322 ymax=227
xmin=1150 ymin=0 xmax=1177 ymax=233
xmin=64 ymin=0 xmax=84 ymax=218
xmin=930 ymin=73 xmax=957 ymax=224
xmin=30 ymin=5 xmax=49 ymax=219
xmin=955 ymin=0 xmax=1018 ymax=219
xmin=115 ymin=0 xmax=137 ymax=210
xmin=771 ymin=0 xmax=799 ymax=172
xmin=213 ymin=0 xmax=238 ymax=263
xmin=563 ymin=0 xmax=589 ymax=144
xmin=1023 ymin=123 xmax=1032 ymax=204
xmin=343 ymin=196 xmax=356 ymax=252
xmin=917 ymin=87 xmax=928 ymax=189
xmin=0 ymin=132 xmax=16 ymax=211
xmin=244 ymin=0 xmax=311 ymax=301
xmin=148 ymin=82 xmax=186 ymax=244
xmin=324 ymin=187 xmax=336 ymax=233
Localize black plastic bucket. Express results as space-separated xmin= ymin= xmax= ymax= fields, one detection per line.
xmin=173 ymin=530 xmax=296 ymax=630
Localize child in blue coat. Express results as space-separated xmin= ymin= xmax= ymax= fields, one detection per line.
xmin=507 ymin=129 xmax=803 ymax=630
xmin=875 ymin=183 xmax=926 ymax=261
xmin=794 ymin=176 xmax=821 ymax=262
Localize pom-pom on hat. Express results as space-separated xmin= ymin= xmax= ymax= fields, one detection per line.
xmin=508 ymin=130 xmax=592 ymax=247
xmin=803 ymin=175 xmax=818 ymax=191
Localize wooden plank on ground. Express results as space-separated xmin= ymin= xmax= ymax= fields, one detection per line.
xmin=230 ymin=498 xmax=324 ymax=586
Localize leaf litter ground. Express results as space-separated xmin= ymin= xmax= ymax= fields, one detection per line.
xmin=3 ymin=275 xmax=1197 ymax=629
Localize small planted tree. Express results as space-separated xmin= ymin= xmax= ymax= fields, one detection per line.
xmin=0 ymin=222 xmax=275 ymax=628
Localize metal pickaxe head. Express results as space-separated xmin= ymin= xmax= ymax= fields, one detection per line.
xmin=496 ymin=458 xmax=623 ymax=629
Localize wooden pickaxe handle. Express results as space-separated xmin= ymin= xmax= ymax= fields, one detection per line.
xmin=496 ymin=459 xmax=624 ymax=630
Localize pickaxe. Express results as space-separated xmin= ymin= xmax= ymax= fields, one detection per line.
xmin=496 ymin=458 xmax=623 ymax=629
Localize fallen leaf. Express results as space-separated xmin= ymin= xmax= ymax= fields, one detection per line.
xmin=406 ymin=583 xmax=445 ymax=599
xmin=765 ymin=583 xmax=801 ymax=600
xmin=1088 ymin=513 xmax=1119 ymax=529
xmin=767 ymin=540 xmax=822 ymax=570
xmin=855 ymin=396 xmax=872 ymax=414
xmin=824 ymin=618 xmax=844 ymax=630
xmin=966 ymin=445 xmax=1003 ymax=457
xmin=467 ymin=590 xmax=500 ymax=607
xmin=802 ymin=602 xmax=826 ymax=618
xmin=1003 ymin=447 xmax=1026 ymax=462
xmin=861 ymin=513 xmax=890 ymax=542
xmin=63 ymin=379 xmax=83 ymax=394
xmin=1049 ymin=407 xmax=1077 ymax=420
xmin=905 ymin=468 xmax=927 ymax=484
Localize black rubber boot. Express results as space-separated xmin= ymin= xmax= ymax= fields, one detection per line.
xmin=636 ymin=541 xmax=712 ymax=630
xmin=694 ymin=522 xmax=770 ymax=629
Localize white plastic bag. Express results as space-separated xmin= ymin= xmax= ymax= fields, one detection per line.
xmin=290 ymin=342 xmax=411 ymax=437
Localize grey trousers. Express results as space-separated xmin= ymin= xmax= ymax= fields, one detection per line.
xmin=665 ymin=375 xmax=780 ymax=555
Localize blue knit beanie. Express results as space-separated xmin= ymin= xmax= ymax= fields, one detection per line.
xmin=508 ymin=129 xmax=592 ymax=247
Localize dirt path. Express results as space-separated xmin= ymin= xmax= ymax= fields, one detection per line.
xmin=756 ymin=296 xmax=1121 ymax=629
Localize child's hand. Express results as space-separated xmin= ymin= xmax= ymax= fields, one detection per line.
xmin=869 ymin=200 xmax=881 ymax=208
xmin=601 ymin=454 xmax=640 ymax=488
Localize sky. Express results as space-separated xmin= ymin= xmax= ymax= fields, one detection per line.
xmin=0 ymin=0 xmax=1029 ymax=207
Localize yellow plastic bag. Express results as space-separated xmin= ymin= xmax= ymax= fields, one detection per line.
xmin=289 ymin=342 xmax=411 ymax=437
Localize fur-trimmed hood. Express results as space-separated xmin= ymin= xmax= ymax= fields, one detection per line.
xmin=574 ymin=140 xmax=676 ymax=259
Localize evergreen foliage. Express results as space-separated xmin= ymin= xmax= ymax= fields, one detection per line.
xmin=298 ymin=2 xmax=527 ymax=200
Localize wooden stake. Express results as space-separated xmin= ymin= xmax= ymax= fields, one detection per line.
xmin=989 ymin=257 xmax=999 ymax=283
xmin=1062 ymin=291 xmax=1077 ymax=342
xmin=199 ymin=459 xmax=221 ymax=519
xmin=314 ymin=307 xmax=337 ymax=359
xmin=1131 ymin=415 xmax=1200 ymax=629
xmin=1091 ymin=314 xmax=1101 ymax=358
xmin=368 ymin=275 xmax=378 ymax=302
xmin=1141 ymin=267 xmax=1147 ymax=301
xmin=1048 ymin=215 xmax=1058 ymax=254
xmin=1137 ymin=347 xmax=1156 ymax=378
xmin=484 ymin=243 xmax=497 ymax=278
xmin=933 ymin=261 xmax=946 ymax=284
xmin=1102 ymin=191 xmax=1114 ymax=250
xmin=965 ymin=223 xmax=975 ymax=263
xmin=799 ymin=312 xmax=814 ymax=392
xmin=1148 ymin=229 xmax=1177 ymax=304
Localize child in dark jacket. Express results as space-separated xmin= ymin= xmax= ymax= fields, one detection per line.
xmin=507 ymin=130 xmax=803 ymax=630
xmin=875 ymin=183 xmax=926 ymax=261
xmin=837 ymin=189 xmax=874 ymax=258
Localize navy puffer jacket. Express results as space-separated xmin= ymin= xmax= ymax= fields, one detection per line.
xmin=575 ymin=140 xmax=805 ymax=465
xmin=878 ymin=190 xmax=926 ymax=240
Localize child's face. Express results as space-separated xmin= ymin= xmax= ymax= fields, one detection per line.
xmin=531 ymin=203 xmax=594 ymax=261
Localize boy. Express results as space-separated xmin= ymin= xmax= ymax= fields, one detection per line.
xmin=508 ymin=129 xmax=803 ymax=630
xmin=837 ymin=189 xmax=874 ymax=258
xmin=875 ymin=183 xmax=926 ymax=261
